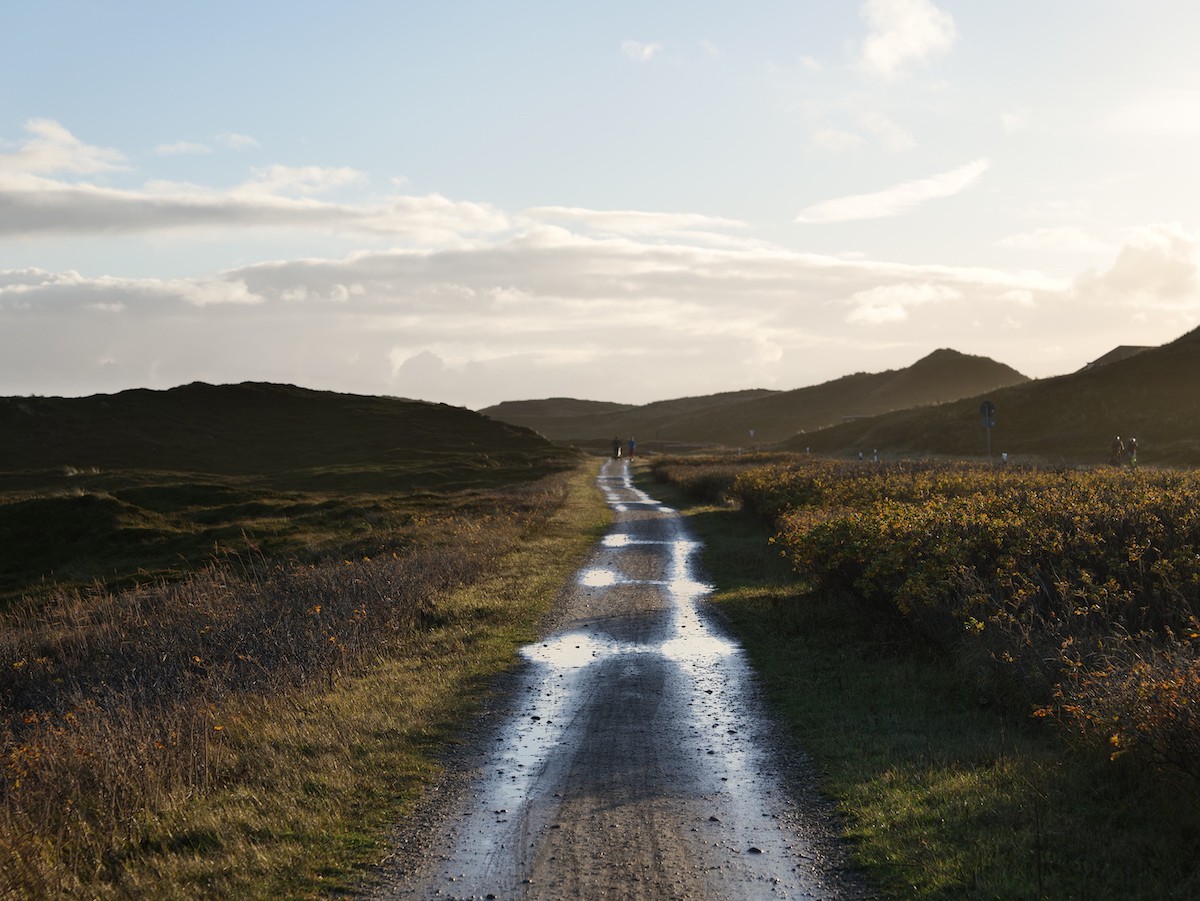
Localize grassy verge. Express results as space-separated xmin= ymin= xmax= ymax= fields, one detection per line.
xmin=643 ymin=466 xmax=1200 ymax=900
xmin=2 ymin=460 xmax=610 ymax=899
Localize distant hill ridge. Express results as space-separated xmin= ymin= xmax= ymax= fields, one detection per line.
xmin=782 ymin=326 xmax=1200 ymax=465
xmin=0 ymin=381 xmax=570 ymax=482
xmin=482 ymin=349 xmax=1029 ymax=446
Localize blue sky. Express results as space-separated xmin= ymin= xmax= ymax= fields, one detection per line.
xmin=3 ymin=1 xmax=1200 ymax=406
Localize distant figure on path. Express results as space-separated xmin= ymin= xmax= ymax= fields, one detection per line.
xmin=1126 ymin=437 xmax=1139 ymax=467
xmin=627 ymin=437 xmax=636 ymax=459
xmin=1110 ymin=435 xmax=1125 ymax=466
xmin=611 ymin=436 xmax=622 ymax=460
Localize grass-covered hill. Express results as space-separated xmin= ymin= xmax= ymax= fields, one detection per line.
xmin=480 ymin=388 xmax=778 ymax=446
xmin=784 ymin=325 xmax=1200 ymax=465
xmin=482 ymin=349 xmax=1028 ymax=447
xmin=0 ymin=382 xmax=577 ymax=601
xmin=1 ymin=381 xmax=571 ymax=488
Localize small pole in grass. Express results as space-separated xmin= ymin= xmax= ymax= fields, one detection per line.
xmin=980 ymin=400 xmax=996 ymax=460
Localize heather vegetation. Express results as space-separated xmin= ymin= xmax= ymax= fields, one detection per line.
xmin=657 ymin=453 xmax=1200 ymax=778
xmin=650 ymin=453 xmax=1200 ymax=897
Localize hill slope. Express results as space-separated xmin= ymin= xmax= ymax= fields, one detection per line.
xmin=482 ymin=349 xmax=1028 ymax=446
xmin=0 ymin=382 xmax=572 ymax=489
xmin=0 ymin=383 xmax=578 ymax=600
xmin=783 ymin=327 xmax=1200 ymax=465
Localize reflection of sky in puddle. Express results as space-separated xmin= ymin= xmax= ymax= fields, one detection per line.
xmin=522 ymin=631 xmax=642 ymax=668
xmin=579 ymin=568 xmax=619 ymax=587
xmin=542 ymin=535 xmax=731 ymax=668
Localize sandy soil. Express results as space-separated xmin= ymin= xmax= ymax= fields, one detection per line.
xmin=366 ymin=460 xmax=873 ymax=900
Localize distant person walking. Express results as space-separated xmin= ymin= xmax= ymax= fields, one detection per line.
xmin=1126 ymin=437 xmax=1139 ymax=467
xmin=1110 ymin=435 xmax=1125 ymax=466
xmin=611 ymin=437 xmax=622 ymax=460
xmin=627 ymin=437 xmax=636 ymax=459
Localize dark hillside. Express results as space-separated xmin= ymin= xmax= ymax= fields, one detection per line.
xmin=661 ymin=348 xmax=1028 ymax=444
xmin=481 ymin=397 xmax=634 ymax=423
xmin=483 ymin=349 xmax=1028 ymax=447
xmin=785 ymin=327 xmax=1199 ymax=465
xmin=482 ymin=389 xmax=779 ymax=443
xmin=0 ymin=382 xmax=572 ymax=490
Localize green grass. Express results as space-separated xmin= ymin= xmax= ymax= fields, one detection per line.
xmin=644 ymin=467 xmax=1200 ymax=900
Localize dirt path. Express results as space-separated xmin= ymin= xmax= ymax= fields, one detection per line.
xmin=373 ymin=460 xmax=869 ymax=900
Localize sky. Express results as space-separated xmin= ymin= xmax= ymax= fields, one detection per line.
xmin=3 ymin=1 xmax=1200 ymax=409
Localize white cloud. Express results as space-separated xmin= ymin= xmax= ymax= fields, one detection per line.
xmin=154 ymin=141 xmax=213 ymax=156
xmin=857 ymin=0 xmax=957 ymax=81
xmin=621 ymin=40 xmax=662 ymax=62
xmin=525 ymin=206 xmax=748 ymax=237
xmin=997 ymin=227 xmax=1112 ymax=255
xmin=846 ymin=282 xmax=961 ymax=324
xmin=1075 ymin=223 xmax=1200 ymax=307
xmin=216 ymin=132 xmax=260 ymax=150
xmin=237 ymin=164 xmax=367 ymax=197
xmin=0 ymin=119 xmax=126 ymax=175
xmin=800 ymin=55 xmax=822 ymax=72
xmin=795 ymin=158 xmax=991 ymax=223
xmin=0 ymin=171 xmax=510 ymax=242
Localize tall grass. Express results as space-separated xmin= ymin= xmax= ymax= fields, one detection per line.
xmin=0 ymin=474 xmax=586 ymax=897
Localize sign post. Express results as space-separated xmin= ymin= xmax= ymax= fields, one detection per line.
xmin=979 ymin=400 xmax=996 ymax=459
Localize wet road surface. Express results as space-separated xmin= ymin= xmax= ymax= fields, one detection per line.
xmin=380 ymin=460 xmax=865 ymax=899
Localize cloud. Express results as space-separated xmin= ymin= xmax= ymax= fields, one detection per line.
xmin=2 ymin=221 xmax=1075 ymax=406
xmin=997 ymin=227 xmax=1112 ymax=255
xmin=525 ymin=206 xmax=748 ymax=238
xmin=621 ymin=40 xmax=662 ymax=62
xmin=846 ymin=282 xmax=961 ymax=324
xmin=0 ymin=119 xmax=126 ymax=175
xmin=216 ymin=132 xmax=260 ymax=150
xmin=795 ymin=158 xmax=990 ymax=223
xmin=154 ymin=141 xmax=213 ymax=156
xmin=857 ymin=0 xmax=957 ymax=81
xmin=1075 ymin=223 xmax=1200 ymax=307
xmin=0 ymin=173 xmax=510 ymax=244
xmin=236 ymin=164 xmax=367 ymax=197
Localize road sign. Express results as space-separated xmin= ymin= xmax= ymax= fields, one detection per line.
xmin=980 ymin=400 xmax=996 ymax=429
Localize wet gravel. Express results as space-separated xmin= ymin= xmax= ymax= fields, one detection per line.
xmin=364 ymin=460 xmax=875 ymax=900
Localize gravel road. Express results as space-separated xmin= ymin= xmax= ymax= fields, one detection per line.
xmin=371 ymin=460 xmax=871 ymax=900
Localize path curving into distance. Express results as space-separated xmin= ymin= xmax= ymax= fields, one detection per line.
xmin=380 ymin=459 xmax=866 ymax=900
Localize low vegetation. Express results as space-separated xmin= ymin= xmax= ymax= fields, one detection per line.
xmin=0 ymin=463 xmax=609 ymax=898
xmin=650 ymin=453 xmax=1200 ymax=898
xmin=0 ymin=382 xmax=605 ymax=897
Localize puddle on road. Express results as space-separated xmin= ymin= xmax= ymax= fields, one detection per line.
xmin=578 ymin=568 xmax=619 ymax=587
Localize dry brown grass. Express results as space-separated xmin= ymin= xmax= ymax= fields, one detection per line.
xmin=0 ymin=466 xmax=607 ymax=898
